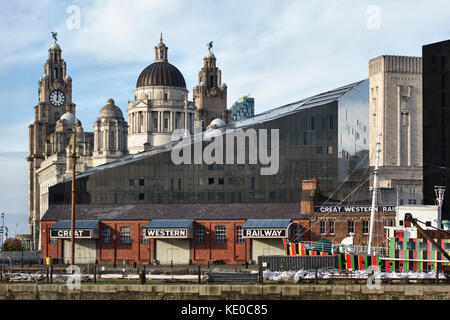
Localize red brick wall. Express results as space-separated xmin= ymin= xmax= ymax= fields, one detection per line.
xmin=191 ymin=220 xmax=249 ymax=264
xmin=41 ymin=218 xmax=311 ymax=265
xmin=309 ymin=214 xmax=395 ymax=247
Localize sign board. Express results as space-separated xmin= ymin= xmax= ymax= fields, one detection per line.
xmin=243 ymin=228 xmax=287 ymax=238
xmin=314 ymin=205 xmax=396 ymax=213
xmin=145 ymin=228 xmax=189 ymax=239
xmin=50 ymin=229 xmax=92 ymax=239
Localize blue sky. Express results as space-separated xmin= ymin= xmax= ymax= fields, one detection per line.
xmin=0 ymin=0 xmax=449 ymax=236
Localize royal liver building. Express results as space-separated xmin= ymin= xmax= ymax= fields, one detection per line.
xmin=27 ymin=36 xmax=229 ymax=249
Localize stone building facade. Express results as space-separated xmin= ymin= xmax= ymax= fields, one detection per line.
xmin=368 ymin=55 xmax=423 ymax=206
xmin=27 ymin=36 xmax=230 ymax=249
xmin=193 ymin=47 xmax=229 ymax=130
xmin=127 ymin=36 xmax=196 ymax=153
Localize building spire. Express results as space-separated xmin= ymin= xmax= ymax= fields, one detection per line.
xmin=155 ymin=33 xmax=168 ymax=62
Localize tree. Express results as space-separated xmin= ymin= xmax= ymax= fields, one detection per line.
xmin=2 ymin=238 xmax=23 ymax=251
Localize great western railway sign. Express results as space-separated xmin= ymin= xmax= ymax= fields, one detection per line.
xmin=145 ymin=228 xmax=189 ymax=238
xmin=243 ymin=228 xmax=287 ymax=238
xmin=50 ymin=229 xmax=92 ymax=239
xmin=314 ymin=205 xmax=396 ymax=213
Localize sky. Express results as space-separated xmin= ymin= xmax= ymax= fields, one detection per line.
xmin=0 ymin=0 xmax=449 ymax=237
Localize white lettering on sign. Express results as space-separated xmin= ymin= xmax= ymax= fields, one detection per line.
xmin=51 ymin=229 xmax=91 ymax=238
xmin=243 ymin=229 xmax=286 ymax=238
xmin=317 ymin=206 xmax=395 ymax=213
xmin=145 ymin=229 xmax=188 ymax=238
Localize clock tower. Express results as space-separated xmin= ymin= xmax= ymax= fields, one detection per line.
xmin=27 ymin=39 xmax=75 ymax=249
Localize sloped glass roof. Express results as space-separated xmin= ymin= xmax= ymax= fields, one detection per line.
xmin=72 ymin=79 xmax=367 ymax=180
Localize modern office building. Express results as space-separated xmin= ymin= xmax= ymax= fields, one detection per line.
xmin=48 ymin=79 xmax=370 ymax=207
xmin=423 ymin=39 xmax=450 ymax=222
xmin=41 ymin=78 xmax=374 ymax=264
xmin=230 ymin=96 xmax=255 ymax=122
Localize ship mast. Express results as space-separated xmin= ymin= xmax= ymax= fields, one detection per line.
xmin=368 ymin=133 xmax=381 ymax=255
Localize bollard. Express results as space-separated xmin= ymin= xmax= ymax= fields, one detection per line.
xmin=315 ymin=268 xmax=318 ymax=285
xmin=46 ymin=266 xmax=49 ymax=283
xmin=245 ymin=261 xmax=248 ymax=269
xmin=198 ymin=265 xmax=201 ymax=284
xmin=94 ymin=265 xmax=97 ymax=284
xmin=259 ymin=264 xmax=263 ymax=284
xmin=436 ymin=264 xmax=440 ymax=285
xmin=50 ymin=266 xmax=53 ymax=283
xmin=0 ymin=265 xmax=2 ymax=282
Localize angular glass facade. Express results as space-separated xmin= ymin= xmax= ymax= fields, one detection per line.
xmin=230 ymin=96 xmax=255 ymax=121
xmin=49 ymin=80 xmax=369 ymax=206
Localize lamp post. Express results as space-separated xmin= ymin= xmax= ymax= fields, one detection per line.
xmin=70 ymin=129 xmax=77 ymax=267
xmin=434 ymin=185 xmax=446 ymax=230
xmin=113 ymin=233 xmax=117 ymax=268
xmin=0 ymin=212 xmax=5 ymax=251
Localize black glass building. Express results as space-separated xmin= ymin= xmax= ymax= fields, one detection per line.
xmin=49 ymin=80 xmax=369 ymax=206
xmin=423 ymin=39 xmax=450 ymax=219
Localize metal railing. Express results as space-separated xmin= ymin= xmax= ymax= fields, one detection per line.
xmin=291 ymin=241 xmax=388 ymax=257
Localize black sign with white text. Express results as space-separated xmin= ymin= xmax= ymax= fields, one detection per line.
xmin=243 ymin=228 xmax=287 ymax=238
xmin=145 ymin=228 xmax=188 ymax=238
xmin=50 ymin=229 xmax=92 ymax=238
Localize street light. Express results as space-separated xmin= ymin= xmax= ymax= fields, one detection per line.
xmin=434 ymin=186 xmax=446 ymax=230
xmin=112 ymin=233 xmax=117 ymax=268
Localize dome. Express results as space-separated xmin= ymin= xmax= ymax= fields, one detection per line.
xmin=60 ymin=112 xmax=75 ymax=124
xmin=98 ymin=98 xmax=124 ymax=119
xmin=209 ymin=118 xmax=226 ymax=128
xmin=49 ymin=41 xmax=61 ymax=50
xmin=136 ymin=62 xmax=186 ymax=89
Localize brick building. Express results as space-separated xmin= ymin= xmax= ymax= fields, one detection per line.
xmin=40 ymin=203 xmax=309 ymax=265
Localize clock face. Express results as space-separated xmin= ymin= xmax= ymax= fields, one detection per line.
xmin=49 ymin=90 xmax=66 ymax=107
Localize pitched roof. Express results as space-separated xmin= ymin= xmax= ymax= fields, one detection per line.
xmin=41 ymin=203 xmax=304 ymax=221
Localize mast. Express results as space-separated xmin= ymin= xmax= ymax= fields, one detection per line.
xmin=368 ymin=133 xmax=381 ymax=255
xmin=71 ymin=130 xmax=77 ymax=267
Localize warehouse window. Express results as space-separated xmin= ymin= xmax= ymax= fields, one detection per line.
xmin=362 ymin=220 xmax=369 ymax=235
xmin=196 ymin=225 xmax=205 ymax=244
xmin=328 ymin=220 xmax=335 ymax=235
xmin=236 ymin=226 xmax=244 ymax=243
xmin=320 ymin=220 xmax=326 ymax=235
xmin=347 ymin=220 xmax=354 ymax=234
xmin=140 ymin=227 xmax=149 ymax=244
xmin=49 ymin=237 xmax=57 ymax=245
xmin=215 ymin=225 xmax=226 ymax=244
xmin=102 ymin=226 xmax=111 ymax=244
xmin=120 ymin=226 xmax=131 ymax=244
